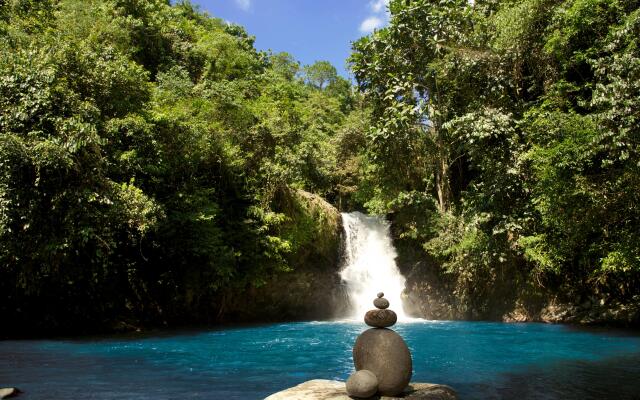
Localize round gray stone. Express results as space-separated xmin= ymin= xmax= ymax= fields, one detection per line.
xmin=377 ymin=292 xmax=384 ymax=298
xmin=374 ymin=297 xmax=390 ymax=309
xmin=364 ymin=309 xmax=397 ymax=328
xmin=345 ymin=369 xmax=378 ymax=398
xmin=353 ymin=328 xmax=412 ymax=397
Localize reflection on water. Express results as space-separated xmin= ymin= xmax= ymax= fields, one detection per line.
xmin=0 ymin=321 xmax=639 ymax=399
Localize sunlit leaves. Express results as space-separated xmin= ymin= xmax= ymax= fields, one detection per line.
xmin=351 ymin=0 xmax=640 ymax=308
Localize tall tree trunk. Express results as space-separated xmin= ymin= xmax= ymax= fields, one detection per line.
xmin=435 ymin=140 xmax=452 ymax=213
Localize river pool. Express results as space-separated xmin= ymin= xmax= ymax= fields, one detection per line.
xmin=1 ymin=320 xmax=639 ymax=399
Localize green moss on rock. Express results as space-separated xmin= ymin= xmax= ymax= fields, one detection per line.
xmin=274 ymin=187 xmax=343 ymax=269
xmin=223 ymin=187 xmax=348 ymax=321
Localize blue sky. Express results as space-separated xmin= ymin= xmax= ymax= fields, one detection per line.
xmin=192 ymin=0 xmax=390 ymax=77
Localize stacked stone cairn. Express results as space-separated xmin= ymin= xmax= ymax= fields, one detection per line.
xmin=346 ymin=292 xmax=413 ymax=398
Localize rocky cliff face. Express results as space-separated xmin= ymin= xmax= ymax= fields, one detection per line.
xmin=394 ymin=225 xmax=640 ymax=326
xmin=223 ymin=187 xmax=349 ymax=322
xmin=401 ymin=260 xmax=461 ymax=320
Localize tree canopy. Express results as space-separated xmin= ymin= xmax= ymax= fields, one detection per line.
xmin=0 ymin=0 xmax=364 ymax=334
xmin=351 ymin=0 xmax=640 ymax=315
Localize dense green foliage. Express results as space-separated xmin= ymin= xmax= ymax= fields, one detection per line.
xmin=351 ymin=0 xmax=640 ymax=316
xmin=2 ymin=0 xmax=639 ymax=333
xmin=0 ymin=0 xmax=361 ymax=334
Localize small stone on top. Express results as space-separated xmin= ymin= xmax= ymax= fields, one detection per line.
xmin=377 ymin=292 xmax=384 ymax=298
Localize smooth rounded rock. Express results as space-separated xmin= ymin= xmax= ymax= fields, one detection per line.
xmin=373 ymin=297 xmax=390 ymax=309
xmin=346 ymin=369 xmax=378 ymax=398
xmin=353 ymin=328 xmax=412 ymax=397
xmin=377 ymin=292 xmax=384 ymax=298
xmin=364 ymin=309 xmax=397 ymax=328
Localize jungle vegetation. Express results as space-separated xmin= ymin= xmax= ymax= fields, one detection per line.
xmin=1 ymin=0 xmax=638 ymax=334
xmin=351 ymin=0 xmax=640 ymax=318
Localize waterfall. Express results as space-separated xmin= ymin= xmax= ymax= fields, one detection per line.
xmin=340 ymin=211 xmax=408 ymax=320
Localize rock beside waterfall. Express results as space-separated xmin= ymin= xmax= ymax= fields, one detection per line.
xmin=222 ymin=187 xmax=349 ymax=322
xmin=364 ymin=309 xmax=397 ymax=328
xmin=0 ymin=388 xmax=21 ymax=399
xmin=353 ymin=328 xmax=412 ymax=396
xmin=346 ymin=369 xmax=378 ymax=398
xmin=264 ymin=380 xmax=458 ymax=399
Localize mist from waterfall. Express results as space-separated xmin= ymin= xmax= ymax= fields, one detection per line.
xmin=340 ymin=211 xmax=408 ymax=320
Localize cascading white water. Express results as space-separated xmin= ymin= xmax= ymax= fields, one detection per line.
xmin=340 ymin=211 xmax=408 ymax=320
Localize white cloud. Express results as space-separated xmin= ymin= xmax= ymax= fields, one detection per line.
xmin=370 ymin=0 xmax=389 ymax=14
xmin=360 ymin=0 xmax=389 ymax=34
xmin=359 ymin=16 xmax=384 ymax=33
xmin=234 ymin=0 xmax=251 ymax=11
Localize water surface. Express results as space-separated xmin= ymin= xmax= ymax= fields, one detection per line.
xmin=1 ymin=321 xmax=639 ymax=399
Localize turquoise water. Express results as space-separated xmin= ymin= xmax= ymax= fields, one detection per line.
xmin=1 ymin=321 xmax=640 ymax=399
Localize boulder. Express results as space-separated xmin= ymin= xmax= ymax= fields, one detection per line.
xmin=353 ymin=328 xmax=412 ymax=396
xmin=346 ymin=370 xmax=378 ymax=398
xmin=265 ymin=379 xmax=457 ymax=399
xmin=222 ymin=187 xmax=350 ymax=321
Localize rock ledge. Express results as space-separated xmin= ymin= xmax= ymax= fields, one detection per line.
xmin=0 ymin=388 xmax=21 ymax=399
xmin=265 ymin=379 xmax=457 ymax=399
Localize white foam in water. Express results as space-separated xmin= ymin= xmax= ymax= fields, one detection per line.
xmin=340 ymin=211 xmax=409 ymax=321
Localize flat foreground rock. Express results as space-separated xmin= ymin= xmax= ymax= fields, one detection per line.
xmin=265 ymin=379 xmax=457 ymax=400
xmin=0 ymin=388 xmax=21 ymax=399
